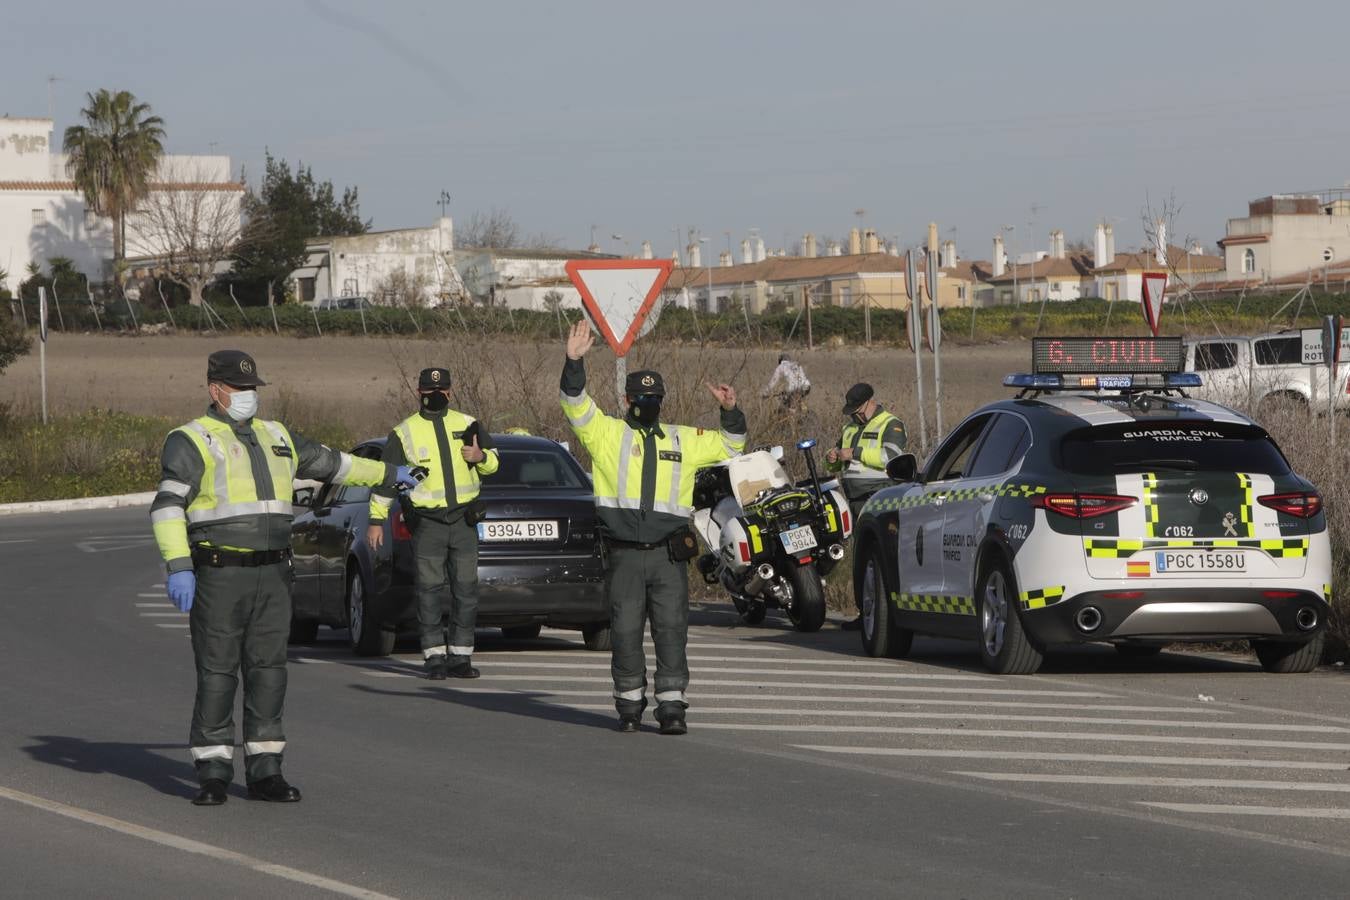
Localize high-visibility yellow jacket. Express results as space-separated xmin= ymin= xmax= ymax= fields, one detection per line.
xmin=369 ymin=409 xmax=499 ymax=521
xmin=829 ymin=407 xmax=907 ymax=473
xmin=151 ymin=407 xmax=391 ymax=573
xmin=560 ymin=362 xmax=748 ymax=543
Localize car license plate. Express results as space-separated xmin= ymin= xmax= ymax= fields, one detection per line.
xmin=780 ymin=525 xmax=817 ymax=554
xmin=477 ymin=520 xmax=558 ymax=542
xmin=1154 ymin=550 xmax=1246 ymax=573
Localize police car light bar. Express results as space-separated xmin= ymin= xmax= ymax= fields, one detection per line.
xmin=1003 ymin=372 xmax=1202 ymax=391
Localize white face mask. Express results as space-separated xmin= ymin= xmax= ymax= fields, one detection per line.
xmin=223 ymin=389 xmax=258 ymax=422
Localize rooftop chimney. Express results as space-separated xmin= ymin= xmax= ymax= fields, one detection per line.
xmin=753 ymin=236 xmax=766 ymax=262
xmin=1050 ymin=229 xmax=1065 ymax=259
xmin=687 ymin=242 xmax=702 ymax=269
xmin=719 ymin=250 xmax=732 ymax=267
xmin=864 ymin=229 xmax=880 ymax=254
xmin=1093 ymin=224 xmax=1107 ymax=269
xmin=827 ymin=240 xmax=841 ymax=257
xmin=587 ymin=244 xmax=601 ymax=254
xmin=848 ymin=228 xmax=862 ymax=255
xmin=941 ymin=240 xmax=957 ymax=269
xmin=741 ymin=239 xmax=753 ymax=265
xmin=993 ymin=235 xmax=1006 ymax=277
xmin=802 ymin=233 xmax=817 ymax=258
xmin=640 ymin=240 xmax=653 ymax=260
xmin=1104 ymin=225 xmax=1115 ymax=264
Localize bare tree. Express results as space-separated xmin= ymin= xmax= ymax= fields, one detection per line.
xmin=130 ymin=164 xmax=243 ymax=306
xmin=457 ymin=207 xmax=561 ymax=250
xmin=375 ymin=268 xmax=432 ymax=307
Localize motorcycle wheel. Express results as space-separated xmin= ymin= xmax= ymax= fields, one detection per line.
xmin=786 ymin=565 xmax=827 ymax=633
xmin=740 ymin=601 xmax=767 ymax=625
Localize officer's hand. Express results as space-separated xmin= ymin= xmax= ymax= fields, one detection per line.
xmin=462 ymin=434 xmax=485 ymax=464
xmin=825 ymin=447 xmax=838 ymax=464
xmin=394 ymin=465 xmax=419 ymax=488
xmin=366 ymin=524 xmax=384 ymax=552
xmin=837 ymin=447 xmax=854 ymax=462
xmin=566 ymin=320 xmax=595 ymax=360
xmin=167 ymin=571 xmax=196 ymax=613
xmin=706 ymin=382 xmax=737 ymax=410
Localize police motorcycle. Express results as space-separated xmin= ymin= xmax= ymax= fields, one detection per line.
xmin=692 ymin=439 xmax=853 ymax=631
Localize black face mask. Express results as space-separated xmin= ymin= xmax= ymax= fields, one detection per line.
xmin=629 ymin=395 xmax=662 ymax=428
xmin=420 ymin=391 xmax=450 ymax=412
xmin=851 ymin=409 xmax=870 ymax=426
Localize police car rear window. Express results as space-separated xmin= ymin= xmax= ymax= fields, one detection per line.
xmin=1059 ymin=423 xmax=1291 ymax=476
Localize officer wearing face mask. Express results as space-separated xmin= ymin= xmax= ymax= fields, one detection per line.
xmin=150 ymin=350 xmax=415 ymax=807
xmin=367 ymin=367 xmax=499 ymax=680
xmin=826 ymin=382 xmax=907 ymax=629
xmin=560 ymin=321 xmax=747 ymax=735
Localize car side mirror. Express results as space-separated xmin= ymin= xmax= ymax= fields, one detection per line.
xmin=885 ymin=453 xmax=918 ymax=483
xmin=292 ymin=486 xmax=315 ymax=508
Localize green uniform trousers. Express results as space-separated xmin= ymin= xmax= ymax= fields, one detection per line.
xmin=188 ymin=561 xmax=291 ymax=785
xmin=412 ymin=509 xmax=480 ymax=661
xmin=607 ymin=545 xmax=690 ymax=713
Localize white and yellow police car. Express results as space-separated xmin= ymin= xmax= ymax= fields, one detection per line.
xmin=853 ymin=336 xmax=1330 ymax=674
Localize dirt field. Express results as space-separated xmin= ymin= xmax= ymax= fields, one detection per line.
xmin=0 ymin=332 xmax=1031 ymax=452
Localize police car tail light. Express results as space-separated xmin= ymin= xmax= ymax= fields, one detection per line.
xmin=391 ymin=509 xmax=414 ymax=542
xmin=1035 ymin=493 xmax=1137 ymax=519
xmin=1258 ymin=492 xmax=1322 ymax=518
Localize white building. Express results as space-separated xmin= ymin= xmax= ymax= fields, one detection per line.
xmin=297 ymin=218 xmax=461 ymax=306
xmin=1218 ymin=193 xmax=1350 ymax=282
xmin=455 ymin=247 xmax=613 ymax=310
xmin=0 ymin=116 xmax=241 ymax=288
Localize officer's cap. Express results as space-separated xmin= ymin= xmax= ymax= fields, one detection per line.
xmin=842 ymin=382 xmax=874 ymax=415
xmin=624 ymin=370 xmax=665 ymax=397
xmin=207 ymin=350 xmax=267 ymax=388
xmin=418 ymin=368 xmax=452 ymax=390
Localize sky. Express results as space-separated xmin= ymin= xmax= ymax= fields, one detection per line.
xmin=5 ymin=0 xmax=1350 ymax=261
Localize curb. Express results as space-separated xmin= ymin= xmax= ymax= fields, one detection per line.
xmin=0 ymin=492 xmax=157 ymax=518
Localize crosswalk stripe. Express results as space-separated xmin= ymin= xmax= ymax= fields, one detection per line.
xmin=1140 ymin=803 xmax=1350 ymax=819
xmin=136 ymin=593 xmax=165 ymax=598
xmin=955 ymin=773 xmax=1350 ymax=792
xmin=140 ymin=612 xmax=189 ymax=618
xmin=135 ymin=602 xmax=173 ymax=608
xmin=155 ymin=624 xmax=190 ymax=629
xmin=439 ymin=689 xmax=1222 ymax=714
xmin=792 ymin=747 xmax=1348 ymax=770
xmin=541 ymin=705 xmax=1339 ymax=731
xmin=473 ymin=652 xmax=922 ymax=669
xmin=690 ymin=724 xmax=1350 ymax=750
xmin=462 ymin=662 xmax=992 ymax=680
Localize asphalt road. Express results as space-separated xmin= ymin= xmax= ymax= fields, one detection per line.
xmin=3 ymin=507 xmax=1350 ymax=899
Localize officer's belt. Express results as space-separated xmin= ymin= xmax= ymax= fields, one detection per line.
xmin=191 ymin=546 xmax=292 ymax=568
xmin=606 ymin=537 xmax=668 ymax=551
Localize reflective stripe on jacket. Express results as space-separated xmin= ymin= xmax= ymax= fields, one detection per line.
xmin=369 ymin=409 xmax=499 ymax=520
xmin=836 ymin=409 xmax=907 ymax=471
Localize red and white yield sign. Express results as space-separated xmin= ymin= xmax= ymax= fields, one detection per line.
xmin=565 ymin=259 xmax=674 ymax=357
xmin=1141 ymin=271 xmax=1168 ymax=336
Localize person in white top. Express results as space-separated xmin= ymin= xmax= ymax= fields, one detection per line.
xmin=761 ymin=353 xmax=811 ymax=411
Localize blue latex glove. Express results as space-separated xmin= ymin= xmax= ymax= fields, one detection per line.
xmin=167 ymin=571 xmax=196 ymax=612
xmin=394 ymin=465 xmax=420 ymax=489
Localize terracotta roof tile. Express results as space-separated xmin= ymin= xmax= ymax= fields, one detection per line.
xmin=0 ymin=180 xmax=244 ymax=192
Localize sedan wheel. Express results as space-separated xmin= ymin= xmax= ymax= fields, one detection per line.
xmin=347 ymin=566 xmax=394 ymax=657
xmin=858 ymin=551 xmax=912 ymax=659
xmin=975 ymin=559 xmax=1043 ymax=675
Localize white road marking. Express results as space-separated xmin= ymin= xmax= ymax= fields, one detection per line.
xmin=0 ymin=539 xmax=35 ymax=545
xmin=466 ymin=661 xmax=992 ymax=680
xmin=542 ymin=704 xmax=1339 ymax=731
xmin=793 ymin=746 xmax=1350 ymax=771
xmin=440 ymin=688 xmax=1223 ymax=714
xmin=690 ymin=724 xmax=1350 ymax=750
xmin=155 ymin=624 xmax=190 ymax=629
xmin=289 ymin=657 xmax=334 ymax=665
xmin=0 ymin=784 xmax=398 ymax=899
xmin=476 ymin=651 xmax=926 ymax=668
xmin=141 ymin=612 xmax=189 ymax=618
xmin=1140 ymin=803 xmax=1350 ymax=820
xmin=955 ymin=772 xmax=1350 ymax=792
xmin=136 ymin=593 xmax=165 ymax=598
xmin=135 ymin=603 xmax=173 ymax=608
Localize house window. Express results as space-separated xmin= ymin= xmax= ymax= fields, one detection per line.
xmin=1242 ymin=248 xmax=1256 ymax=274
xmin=32 ymin=209 xmax=46 ymax=227
xmin=1028 ymin=288 xmax=1041 ymax=303
xmin=957 ymin=285 xmax=966 ymax=301
xmin=999 ymin=290 xmax=1013 ymax=303
xmin=839 ymin=285 xmax=852 ymax=307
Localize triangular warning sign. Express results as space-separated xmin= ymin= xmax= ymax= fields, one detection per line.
xmin=1141 ymin=271 xmax=1168 ymax=337
xmin=565 ymin=259 xmax=673 ymax=357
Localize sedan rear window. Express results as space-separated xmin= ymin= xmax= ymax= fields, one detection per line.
xmin=483 ymin=448 xmax=587 ymax=489
xmin=1059 ymin=423 xmax=1291 ymax=476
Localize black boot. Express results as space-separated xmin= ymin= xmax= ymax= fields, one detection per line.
xmin=192 ymin=779 xmax=228 ymax=806
xmin=247 ymin=774 xmax=301 ymax=802
xmin=424 ymin=654 xmax=448 ymax=680
xmin=616 ymin=697 xmax=647 ymax=733
xmin=447 ymin=658 xmax=480 ymax=679
xmin=655 ymin=701 xmax=688 ymax=736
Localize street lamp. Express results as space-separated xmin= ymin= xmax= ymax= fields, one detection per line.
xmin=699 ymin=236 xmax=711 ymax=313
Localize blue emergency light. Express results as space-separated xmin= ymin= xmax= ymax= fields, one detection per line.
xmin=796 ymin=438 xmax=817 ymax=450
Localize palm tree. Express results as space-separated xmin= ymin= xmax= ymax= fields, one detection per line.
xmin=63 ymin=89 xmax=166 ymax=273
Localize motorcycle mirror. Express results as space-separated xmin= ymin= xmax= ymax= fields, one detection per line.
xmin=885 ymin=453 xmax=919 ymax=482
xmin=796 ymin=438 xmax=817 ymax=450
xmin=770 ymin=445 xmax=785 ymax=461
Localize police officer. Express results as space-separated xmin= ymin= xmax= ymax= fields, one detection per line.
xmin=151 ymin=350 xmax=414 ymax=807
xmin=560 ymin=321 xmax=747 ymax=734
xmin=826 ymin=382 xmax=907 ymax=630
xmin=366 ymin=367 xmax=499 ymax=680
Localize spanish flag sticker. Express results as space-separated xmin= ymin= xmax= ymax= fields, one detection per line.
xmin=1126 ymin=560 xmax=1151 ymax=578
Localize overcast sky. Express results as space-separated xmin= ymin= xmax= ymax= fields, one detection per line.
xmin=5 ymin=0 xmax=1349 ymax=259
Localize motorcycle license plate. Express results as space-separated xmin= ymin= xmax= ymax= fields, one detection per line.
xmin=1154 ymin=550 xmax=1246 ymax=574
xmin=779 ymin=525 xmax=817 ymax=554
xmin=477 ymin=520 xmax=558 ymax=542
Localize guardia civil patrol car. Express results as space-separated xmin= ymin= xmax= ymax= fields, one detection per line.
xmin=853 ymin=336 xmax=1330 ymax=674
